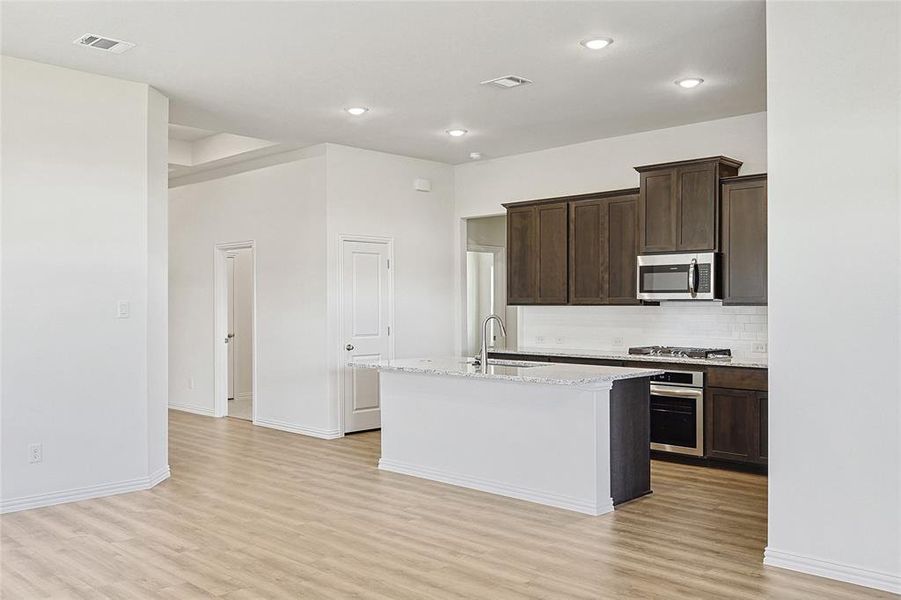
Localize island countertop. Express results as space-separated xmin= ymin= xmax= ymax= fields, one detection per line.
xmin=351 ymin=356 xmax=663 ymax=387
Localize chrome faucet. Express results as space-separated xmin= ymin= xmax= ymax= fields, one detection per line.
xmin=477 ymin=314 xmax=507 ymax=370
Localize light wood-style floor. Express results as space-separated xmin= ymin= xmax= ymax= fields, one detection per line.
xmin=1 ymin=411 xmax=894 ymax=599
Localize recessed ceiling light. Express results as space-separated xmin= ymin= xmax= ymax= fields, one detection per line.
xmin=345 ymin=107 xmax=369 ymax=116
xmin=580 ymin=37 xmax=613 ymax=50
xmin=469 ymin=152 xmax=482 ymax=160
xmin=675 ymin=77 xmax=704 ymax=89
xmin=446 ymin=129 xmax=468 ymax=137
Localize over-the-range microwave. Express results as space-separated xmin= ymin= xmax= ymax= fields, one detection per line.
xmin=637 ymin=251 xmax=720 ymax=301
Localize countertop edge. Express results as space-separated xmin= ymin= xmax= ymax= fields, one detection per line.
xmin=491 ymin=348 xmax=768 ymax=369
xmin=348 ymin=359 xmax=664 ymax=387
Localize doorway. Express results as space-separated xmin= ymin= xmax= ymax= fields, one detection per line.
xmin=464 ymin=215 xmax=513 ymax=355
xmin=339 ymin=236 xmax=394 ymax=434
xmin=214 ymin=241 xmax=256 ymax=420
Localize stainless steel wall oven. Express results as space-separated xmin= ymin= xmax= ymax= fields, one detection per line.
xmin=649 ymin=369 xmax=705 ymax=456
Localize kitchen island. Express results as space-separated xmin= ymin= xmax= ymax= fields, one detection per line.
xmin=351 ymin=357 xmax=662 ymax=516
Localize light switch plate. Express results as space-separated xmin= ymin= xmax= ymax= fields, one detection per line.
xmin=117 ymin=301 xmax=130 ymax=319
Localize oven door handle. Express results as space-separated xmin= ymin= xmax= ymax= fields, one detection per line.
xmin=650 ymin=407 xmax=695 ymax=416
xmin=650 ymin=385 xmax=703 ymax=399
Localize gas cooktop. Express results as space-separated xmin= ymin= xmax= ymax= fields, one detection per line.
xmin=628 ymin=346 xmax=732 ymax=360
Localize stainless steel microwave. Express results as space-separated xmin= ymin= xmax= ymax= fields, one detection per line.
xmin=637 ymin=252 xmax=720 ymax=301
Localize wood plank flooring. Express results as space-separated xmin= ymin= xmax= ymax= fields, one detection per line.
xmin=1 ymin=410 xmax=894 ymax=599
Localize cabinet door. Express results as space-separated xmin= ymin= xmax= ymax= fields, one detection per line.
xmin=569 ymin=198 xmax=606 ymax=304
xmin=506 ymin=206 xmax=538 ymax=304
xmin=536 ymin=203 xmax=569 ymax=304
xmin=639 ymin=168 xmax=677 ymax=252
xmin=676 ymin=162 xmax=718 ymax=251
xmin=705 ymin=387 xmax=758 ymax=462
xmin=606 ymin=194 xmax=640 ymax=304
xmin=722 ymin=177 xmax=767 ymax=305
xmin=757 ymin=393 xmax=768 ymax=462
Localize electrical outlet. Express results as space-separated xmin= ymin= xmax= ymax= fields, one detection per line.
xmin=28 ymin=443 xmax=42 ymax=464
xmin=554 ymin=337 xmax=565 ymax=345
xmin=752 ymin=342 xmax=767 ymax=353
xmin=535 ymin=336 xmax=545 ymax=344
xmin=612 ymin=336 xmax=624 ymax=348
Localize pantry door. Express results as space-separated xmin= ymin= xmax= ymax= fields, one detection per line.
xmin=340 ymin=237 xmax=393 ymax=433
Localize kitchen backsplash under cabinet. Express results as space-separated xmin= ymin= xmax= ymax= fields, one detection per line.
xmin=519 ymin=303 xmax=767 ymax=359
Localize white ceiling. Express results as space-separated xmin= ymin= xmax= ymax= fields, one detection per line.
xmin=1 ymin=1 xmax=766 ymax=164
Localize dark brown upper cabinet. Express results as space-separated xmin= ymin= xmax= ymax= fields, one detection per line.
xmin=536 ymin=203 xmax=569 ymax=303
xmin=504 ymin=200 xmax=568 ymax=304
xmin=569 ymin=189 xmax=640 ymax=305
xmin=722 ymin=174 xmax=767 ymax=305
xmin=635 ymin=156 xmax=741 ymax=253
xmin=506 ymin=205 xmax=538 ymax=304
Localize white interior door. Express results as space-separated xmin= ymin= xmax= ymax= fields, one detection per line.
xmin=226 ymin=254 xmax=236 ymax=400
xmin=341 ymin=239 xmax=391 ymax=433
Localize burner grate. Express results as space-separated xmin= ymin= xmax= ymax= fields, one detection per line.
xmin=628 ymin=346 xmax=732 ymax=359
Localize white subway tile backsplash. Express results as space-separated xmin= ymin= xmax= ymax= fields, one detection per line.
xmin=519 ymin=303 xmax=768 ymax=357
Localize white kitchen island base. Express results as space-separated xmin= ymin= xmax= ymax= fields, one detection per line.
xmin=373 ymin=361 xmax=658 ymax=516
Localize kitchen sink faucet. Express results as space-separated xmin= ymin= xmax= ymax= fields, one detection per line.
xmin=477 ymin=314 xmax=507 ymax=370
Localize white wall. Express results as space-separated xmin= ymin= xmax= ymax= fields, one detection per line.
xmin=453 ymin=112 xmax=768 ymax=355
xmin=325 ymin=144 xmax=455 ymax=432
xmin=765 ymin=2 xmax=900 ymax=593
xmin=466 ymin=215 xmax=505 ymax=249
xmin=168 ymin=149 xmax=331 ymax=435
xmin=168 ymin=143 xmax=455 ymax=436
xmin=455 ymin=112 xmax=767 ymax=219
xmin=0 ymin=57 xmax=169 ymax=512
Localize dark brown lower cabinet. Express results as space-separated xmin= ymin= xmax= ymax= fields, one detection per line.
xmin=705 ymin=387 xmax=767 ymax=464
xmin=758 ymin=393 xmax=768 ymax=461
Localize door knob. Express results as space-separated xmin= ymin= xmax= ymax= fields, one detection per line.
xmin=345 ymin=344 xmax=354 ymax=351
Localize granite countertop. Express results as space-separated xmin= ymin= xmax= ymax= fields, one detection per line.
xmin=350 ymin=357 xmax=663 ymax=387
xmin=495 ymin=347 xmax=768 ymax=369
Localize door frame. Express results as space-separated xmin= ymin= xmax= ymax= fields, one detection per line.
xmin=213 ymin=240 xmax=258 ymax=420
xmin=337 ymin=234 xmax=395 ymax=436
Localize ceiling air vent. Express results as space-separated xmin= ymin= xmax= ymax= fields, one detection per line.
xmin=480 ymin=75 xmax=533 ymax=89
xmin=73 ymin=33 xmax=135 ymax=54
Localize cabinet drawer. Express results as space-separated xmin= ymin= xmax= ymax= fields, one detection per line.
xmin=623 ymin=360 xmax=703 ymax=372
xmin=707 ymin=367 xmax=767 ymax=391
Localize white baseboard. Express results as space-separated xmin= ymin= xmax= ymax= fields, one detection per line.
xmin=253 ymin=417 xmax=342 ymax=440
xmin=168 ymin=403 xmax=215 ymax=417
xmin=1 ymin=465 xmax=171 ymax=514
xmin=764 ymin=547 xmax=901 ymax=594
xmin=378 ymin=458 xmax=613 ymax=516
